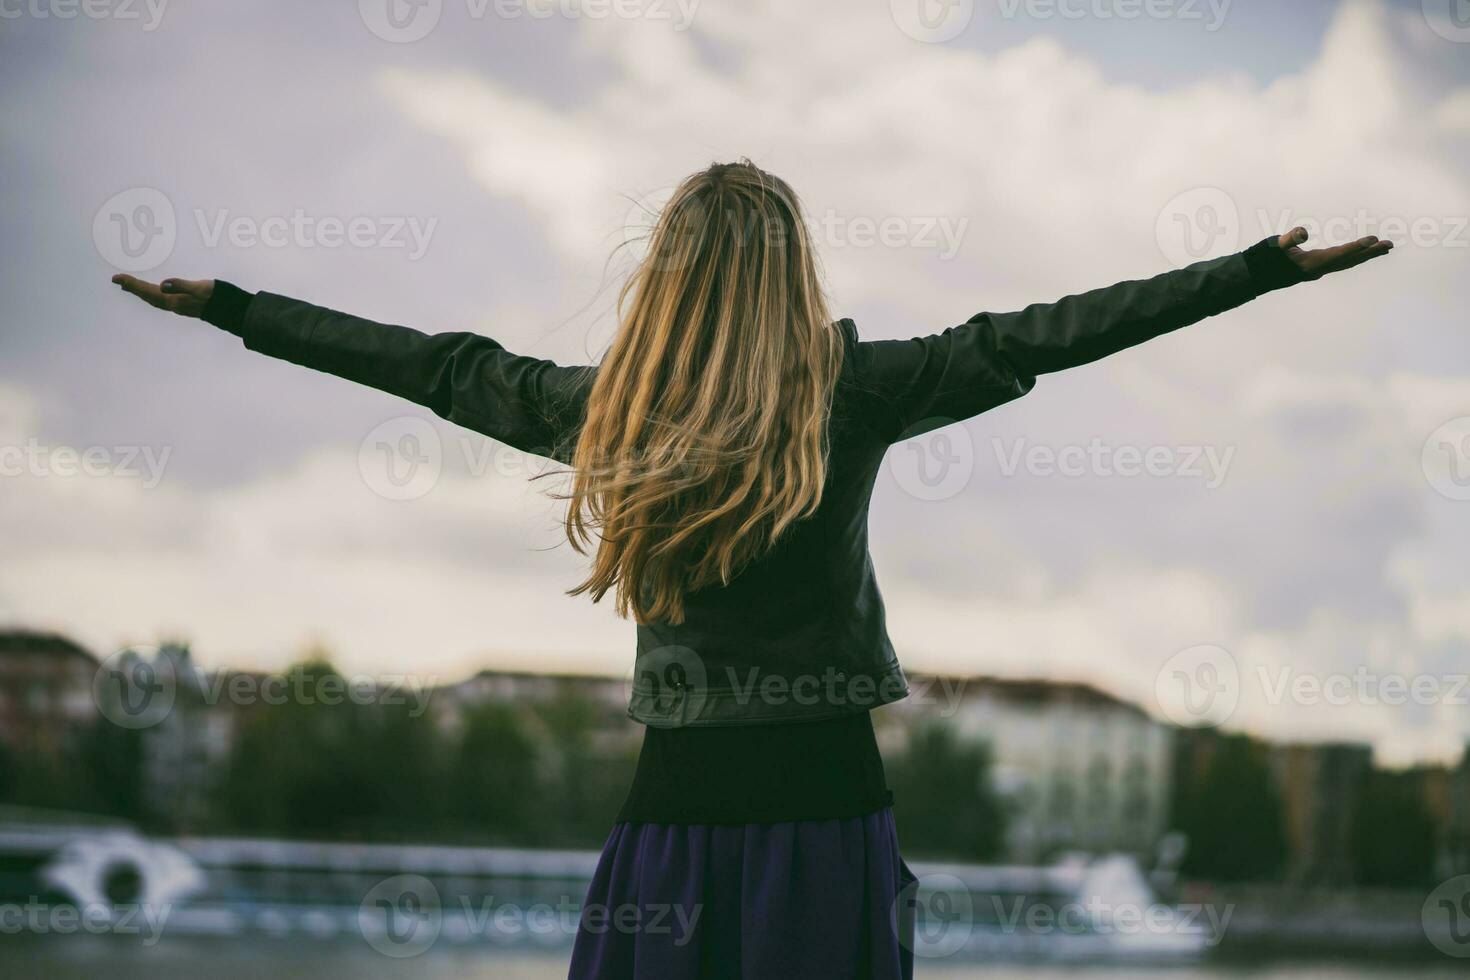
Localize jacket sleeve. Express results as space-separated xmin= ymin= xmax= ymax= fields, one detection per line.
xmin=206 ymin=284 xmax=591 ymax=461
xmin=849 ymin=235 xmax=1307 ymax=442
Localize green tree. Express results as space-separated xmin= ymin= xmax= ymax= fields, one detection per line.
xmin=73 ymin=717 xmax=148 ymax=822
xmin=533 ymin=688 xmax=638 ymax=847
xmin=0 ymin=739 xmax=13 ymax=802
xmin=1176 ymin=733 xmax=1287 ymax=882
xmin=1351 ymin=770 xmax=1438 ymax=887
xmin=447 ymin=701 xmax=542 ymax=843
xmin=213 ymin=659 xmax=445 ymax=840
xmin=888 ymin=720 xmax=1007 ymax=861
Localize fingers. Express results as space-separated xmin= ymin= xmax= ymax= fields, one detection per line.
xmin=111 ymin=273 xmax=207 ymax=314
xmin=1291 ymin=234 xmax=1395 ymax=280
xmin=112 ymin=274 xmax=175 ymax=310
xmin=1277 ymin=226 xmax=1310 ymax=250
xmin=1340 ymin=235 xmax=1387 ymax=255
xmin=1320 ymin=236 xmax=1394 ymax=268
xmin=1276 ymin=227 xmax=1395 ymax=267
xmin=160 ymin=277 xmax=212 ymax=299
xmin=111 ymin=274 xmax=202 ymax=315
xmin=1330 ymin=239 xmax=1394 ymax=272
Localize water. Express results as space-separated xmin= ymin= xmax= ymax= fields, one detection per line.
xmin=3 ymin=936 xmax=1463 ymax=980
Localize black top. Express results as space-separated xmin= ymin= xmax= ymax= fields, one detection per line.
xmin=618 ymin=711 xmax=894 ymax=825
xmin=201 ymin=235 xmax=1308 ymax=823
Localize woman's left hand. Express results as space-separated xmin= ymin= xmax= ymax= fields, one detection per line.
xmin=1276 ymin=226 xmax=1394 ymax=280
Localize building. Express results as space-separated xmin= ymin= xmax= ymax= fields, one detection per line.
xmin=0 ymin=629 xmax=100 ymax=760
xmin=432 ymin=669 xmax=634 ymax=753
xmin=890 ymin=675 xmax=1175 ymax=864
xmin=1411 ymin=744 xmax=1470 ymax=880
xmin=435 ymin=670 xmax=627 ymax=722
xmin=135 ymin=643 xmax=244 ymax=831
xmin=1269 ymin=741 xmax=1372 ymax=886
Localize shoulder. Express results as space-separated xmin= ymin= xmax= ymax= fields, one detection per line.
xmin=832 ymin=316 xmax=913 ymax=395
xmin=833 ymin=317 xmax=879 ymax=382
xmin=830 ymin=318 xmax=894 ymax=441
xmin=832 ymin=317 xmax=865 ymax=384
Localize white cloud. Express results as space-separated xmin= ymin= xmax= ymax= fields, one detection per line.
xmin=0 ymin=385 xmax=632 ymax=680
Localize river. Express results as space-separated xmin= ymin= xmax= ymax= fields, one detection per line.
xmin=5 ymin=936 xmax=1466 ymax=980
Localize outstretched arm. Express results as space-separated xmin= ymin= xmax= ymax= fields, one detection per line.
xmin=112 ymin=275 xmax=592 ymax=461
xmin=850 ymin=228 xmax=1394 ymax=441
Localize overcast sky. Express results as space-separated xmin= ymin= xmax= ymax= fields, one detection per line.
xmin=2 ymin=0 xmax=1468 ymax=765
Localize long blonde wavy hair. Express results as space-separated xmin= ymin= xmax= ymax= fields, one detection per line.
xmin=562 ymin=160 xmax=844 ymax=625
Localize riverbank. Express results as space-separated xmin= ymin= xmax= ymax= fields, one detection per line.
xmin=1179 ymin=881 xmax=1456 ymax=959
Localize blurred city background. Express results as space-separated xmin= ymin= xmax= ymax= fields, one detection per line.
xmin=2 ymin=627 xmax=1469 ymax=974
xmin=4 ymin=0 xmax=1470 ymax=975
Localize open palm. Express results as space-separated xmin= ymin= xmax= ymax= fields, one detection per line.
xmin=112 ymin=274 xmax=214 ymax=318
xmin=1276 ymin=226 xmax=1393 ymax=280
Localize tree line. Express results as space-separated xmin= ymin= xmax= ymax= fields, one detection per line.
xmin=1 ymin=659 xmax=1007 ymax=860
xmin=0 ymin=659 xmax=1444 ymax=884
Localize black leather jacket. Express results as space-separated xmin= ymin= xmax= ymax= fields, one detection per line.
xmin=205 ymin=236 xmax=1304 ymax=728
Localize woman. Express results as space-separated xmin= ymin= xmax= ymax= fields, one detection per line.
xmin=114 ymin=160 xmax=1392 ymax=978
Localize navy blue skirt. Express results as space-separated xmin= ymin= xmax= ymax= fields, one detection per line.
xmin=568 ymin=808 xmax=916 ymax=979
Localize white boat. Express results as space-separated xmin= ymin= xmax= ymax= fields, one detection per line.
xmin=903 ymin=853 xmax=1214 ymax=963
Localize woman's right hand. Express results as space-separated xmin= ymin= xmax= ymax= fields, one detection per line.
xmin=112 ymin=274 xmax=214 ymax=319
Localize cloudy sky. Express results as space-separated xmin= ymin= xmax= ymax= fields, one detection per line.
xmin=2 ymin=0 xmax=1467 ymax=764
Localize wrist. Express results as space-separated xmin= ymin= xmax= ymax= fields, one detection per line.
xmin=1243 ymin=235 xmax=1313 ymax=294
xmin=202 ymin=280 xmax=255 ymax=335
